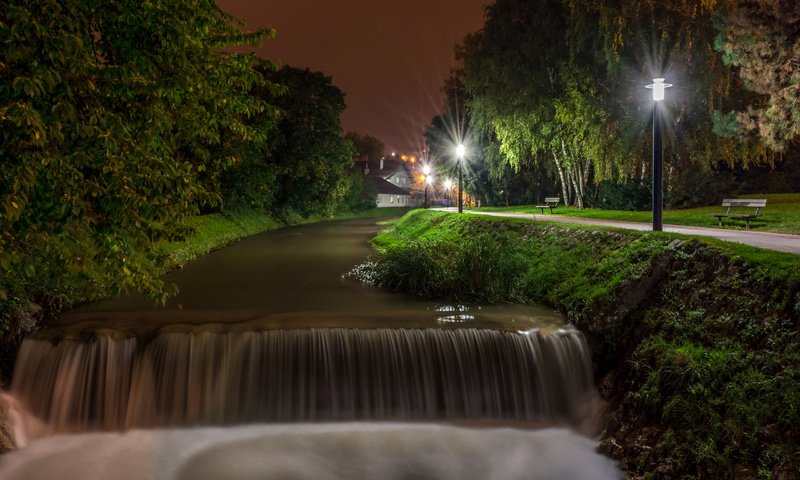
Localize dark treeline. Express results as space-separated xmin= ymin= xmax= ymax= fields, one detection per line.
xmin=426 ymin=0 xmax=800 ymax=208
xmin=0 ymin=1 xmax=370 ymax=340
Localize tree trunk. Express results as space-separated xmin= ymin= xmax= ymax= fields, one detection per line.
xmin=553 ymin=152 xmax=570 ymax=206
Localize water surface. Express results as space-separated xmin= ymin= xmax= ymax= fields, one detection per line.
xmin=56 ymin=218 xmax=565 ymax=334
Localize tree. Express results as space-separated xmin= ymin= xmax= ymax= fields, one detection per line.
xmin=715 ymin=0 xmax=800 ymax=151
xmin=260 ymin=67 xmax=356 ymax=218
xmin=346 ymin=132 xmax=384 ymax=162
xmin=0 ymin=0 xmax=272 ymax=306
xmin=460 ymin=0 xmax=610 ymax=207
xmin=458 ymin=0 xmax=769 ymax=209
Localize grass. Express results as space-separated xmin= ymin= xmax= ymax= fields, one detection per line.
xmin=476 ymin=193 xmax=800 ymax=235
xmin=359 ymin=209 xmax=800 ymax=477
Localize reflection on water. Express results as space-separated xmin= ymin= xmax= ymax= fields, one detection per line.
xmin=436 ymin=304 xmax=474 ymax=323
xmin=58 ymin=218 xmax=566 ymax=334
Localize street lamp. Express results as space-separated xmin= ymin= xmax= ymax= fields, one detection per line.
xmin=456 ymin=144 xmax=465 ymax=213
xmin=645 ymin=78 xmax=672 ymax=231
xmin=443 ymin=179 xmax=453 ymax=207
xmin=422 ymin=164 xmax=431 ymax=208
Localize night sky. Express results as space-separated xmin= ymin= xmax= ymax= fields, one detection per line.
xmin=216 ymin=0 xmax=488 ymax=154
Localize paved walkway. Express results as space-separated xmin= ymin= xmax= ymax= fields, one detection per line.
xmin=435 ymin=208 xmax=800 ymax=255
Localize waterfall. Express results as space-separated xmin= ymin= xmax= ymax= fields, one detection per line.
xmin=10 ymin=327 xmax=596 ymax=432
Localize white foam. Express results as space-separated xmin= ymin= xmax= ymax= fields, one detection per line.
xmin=0 ymin=423 xmax=621 ymax=480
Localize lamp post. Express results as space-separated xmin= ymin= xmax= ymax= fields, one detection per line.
xmin=443 ymin=179 xmax=453 ymax=207
xmin=645 ymin=78 xmax=672 ymax=231
xmin=422 ymin=165 xmax=431 ymax=208
xmin=456 ymin=144 xmax=465 ymax=213
xmin=426 ymin=174 xmax=433 ymax=206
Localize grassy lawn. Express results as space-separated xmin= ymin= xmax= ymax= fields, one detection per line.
xmin=476 ymin=193 xmax=800 ymax=235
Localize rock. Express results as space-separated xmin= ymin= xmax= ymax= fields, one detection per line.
xmin=0 ymin=396 xmax=16 ymax=454
xmin=17 ymin=301 xmax=43 ymax=334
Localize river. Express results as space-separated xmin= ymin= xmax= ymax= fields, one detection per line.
xmin=0 ymin=217 xmax=621 ymax=479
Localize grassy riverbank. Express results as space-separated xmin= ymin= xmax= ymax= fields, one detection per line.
xmin=476 ymin=193 xmax=800 ymax=235
xmin=356 ymin=210 xmax=800 ymax=479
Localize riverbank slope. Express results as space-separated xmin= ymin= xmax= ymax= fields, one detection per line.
xmin=352 ymin=210 xmax=800 ymax=479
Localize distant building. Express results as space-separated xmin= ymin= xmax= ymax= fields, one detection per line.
xmin=355 ymin=157 xmax=414 ymax=190
xmin=353 ymin=156 xmax=419 ymax=207
xmin=369 ymin=176 xmax=411 ymax=207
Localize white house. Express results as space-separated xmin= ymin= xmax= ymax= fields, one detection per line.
xmin=355 ymin=158 xmax=414 ymax=190
xmin=369 ymin=176 xmax=411 ymax=207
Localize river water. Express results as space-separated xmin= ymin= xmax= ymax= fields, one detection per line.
xmin=0 ymin=217 xmax=621 ymax=479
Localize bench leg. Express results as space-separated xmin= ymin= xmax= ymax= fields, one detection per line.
xmin=745 ymin=219 xmax=750 ymax=230
xmin=717 ymin=217 xmax=723 ymax=227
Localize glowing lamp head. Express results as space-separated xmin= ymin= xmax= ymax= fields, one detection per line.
xmin=444 ymin=179 xmax=452 ymax=190
xmin=422 ymin=165 xmax=431 ymax=175
xmin=426 ymin=175 xmax=433 ymax=185
xmin=456 ymin=144 xmax=465 ymax=158
xmin=646 ymin=78 xmax=672 ymax=102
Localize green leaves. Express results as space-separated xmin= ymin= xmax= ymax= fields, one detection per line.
xmin=223 ymin=66 xmax=354 ymax=217
xmin=1 ymin=0 xmax=272 ymax=310
xmin=715 ymin=0 xmax=800 ymax=150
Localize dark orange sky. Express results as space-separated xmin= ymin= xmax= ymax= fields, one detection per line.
xmin=216 ymin=0 xmax=488 ymax=153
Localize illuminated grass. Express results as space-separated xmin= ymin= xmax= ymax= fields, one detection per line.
xmin=476 ymin=193 xmax=800 ymax=234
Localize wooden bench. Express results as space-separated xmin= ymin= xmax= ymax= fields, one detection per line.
xmin=535 ymin=197 xmax=560 ymax=214
xmin=708 ymin=199 xmax=766 ymax=230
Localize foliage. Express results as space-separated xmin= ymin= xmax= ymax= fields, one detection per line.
xmin=715 ymin=0 xmax=800 ymax=151
xmin=460 ymin=0 xmax=607 ymax=208
xmin=340 ymin=172 xmax=379 ymax=212
xmin=451 ymin=0 xmax=778 ymax=209
xmin=221 ymin=65 xmax=357 ymax=217
xmin=0 ymin=0 xmax=272 ymax=314
xmin=262 ymin=67 xmax=356 ymax=218
xmin=621 ymin=241 xmax=800 ymax=477
xmin=346 ymin=132 xmax=384 ymax=162
xmin=361 ymin=210 xmax=800 ymax=477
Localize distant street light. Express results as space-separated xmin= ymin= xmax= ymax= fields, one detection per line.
xmin=443 ymin=179 xmax=453 ymax=207
xmin=456 ymin=144 xmax=465 ymax=213
xmin=645 ymin=78 xmax=672 ymax=231
xmin=423 ymin=164 xmax=431 ymax=208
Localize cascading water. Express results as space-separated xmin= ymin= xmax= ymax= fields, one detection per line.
xmin=11 ymin=327 xmax=596 ymax=432
xmin=0 ymin=218 xmax=621 ymax=479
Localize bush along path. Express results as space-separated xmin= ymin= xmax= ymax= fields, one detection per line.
xmin=348 ymin=210 xmax=800 ymax=479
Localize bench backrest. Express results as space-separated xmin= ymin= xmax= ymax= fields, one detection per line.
xmin=544 ymin=197 xmax=560 ymax=204
xmin=721 ymin=199 xmax=767 ymax=208
xmin=722 ymin=198 xmax=766 ymax=216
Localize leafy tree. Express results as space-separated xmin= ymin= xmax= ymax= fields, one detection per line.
xmin=457 ymin=0 xmax=771 ymax=209
xmin=0 ymin=0 xmax=271 ymax=309
xmin=346 ymin=132 xmax=384 ymax=162
xmin=259 ymin=66 xmax=356 ymax=218
xmin=460 ymin=0 xmax=610 ymax=207
xmin=715 ymin=0 xmax=800 ymax=151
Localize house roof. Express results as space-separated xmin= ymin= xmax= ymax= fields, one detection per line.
xmin=356 ymin=159 xmax=411 ymax=179
xmin=368 ymin=176 xmax=410 ymax=196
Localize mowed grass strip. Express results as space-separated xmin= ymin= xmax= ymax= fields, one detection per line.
xmin=476 ymin=193 xmax=800 ymax=235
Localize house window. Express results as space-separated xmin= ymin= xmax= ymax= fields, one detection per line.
xmin=390 ymin=196 xmax=394 ymax=204
xmin=397 ymin=196 xmax=401 ymax=204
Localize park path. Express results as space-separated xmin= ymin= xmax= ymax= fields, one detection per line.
xmin=436 ymin=208 xmax=800 ymax=255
